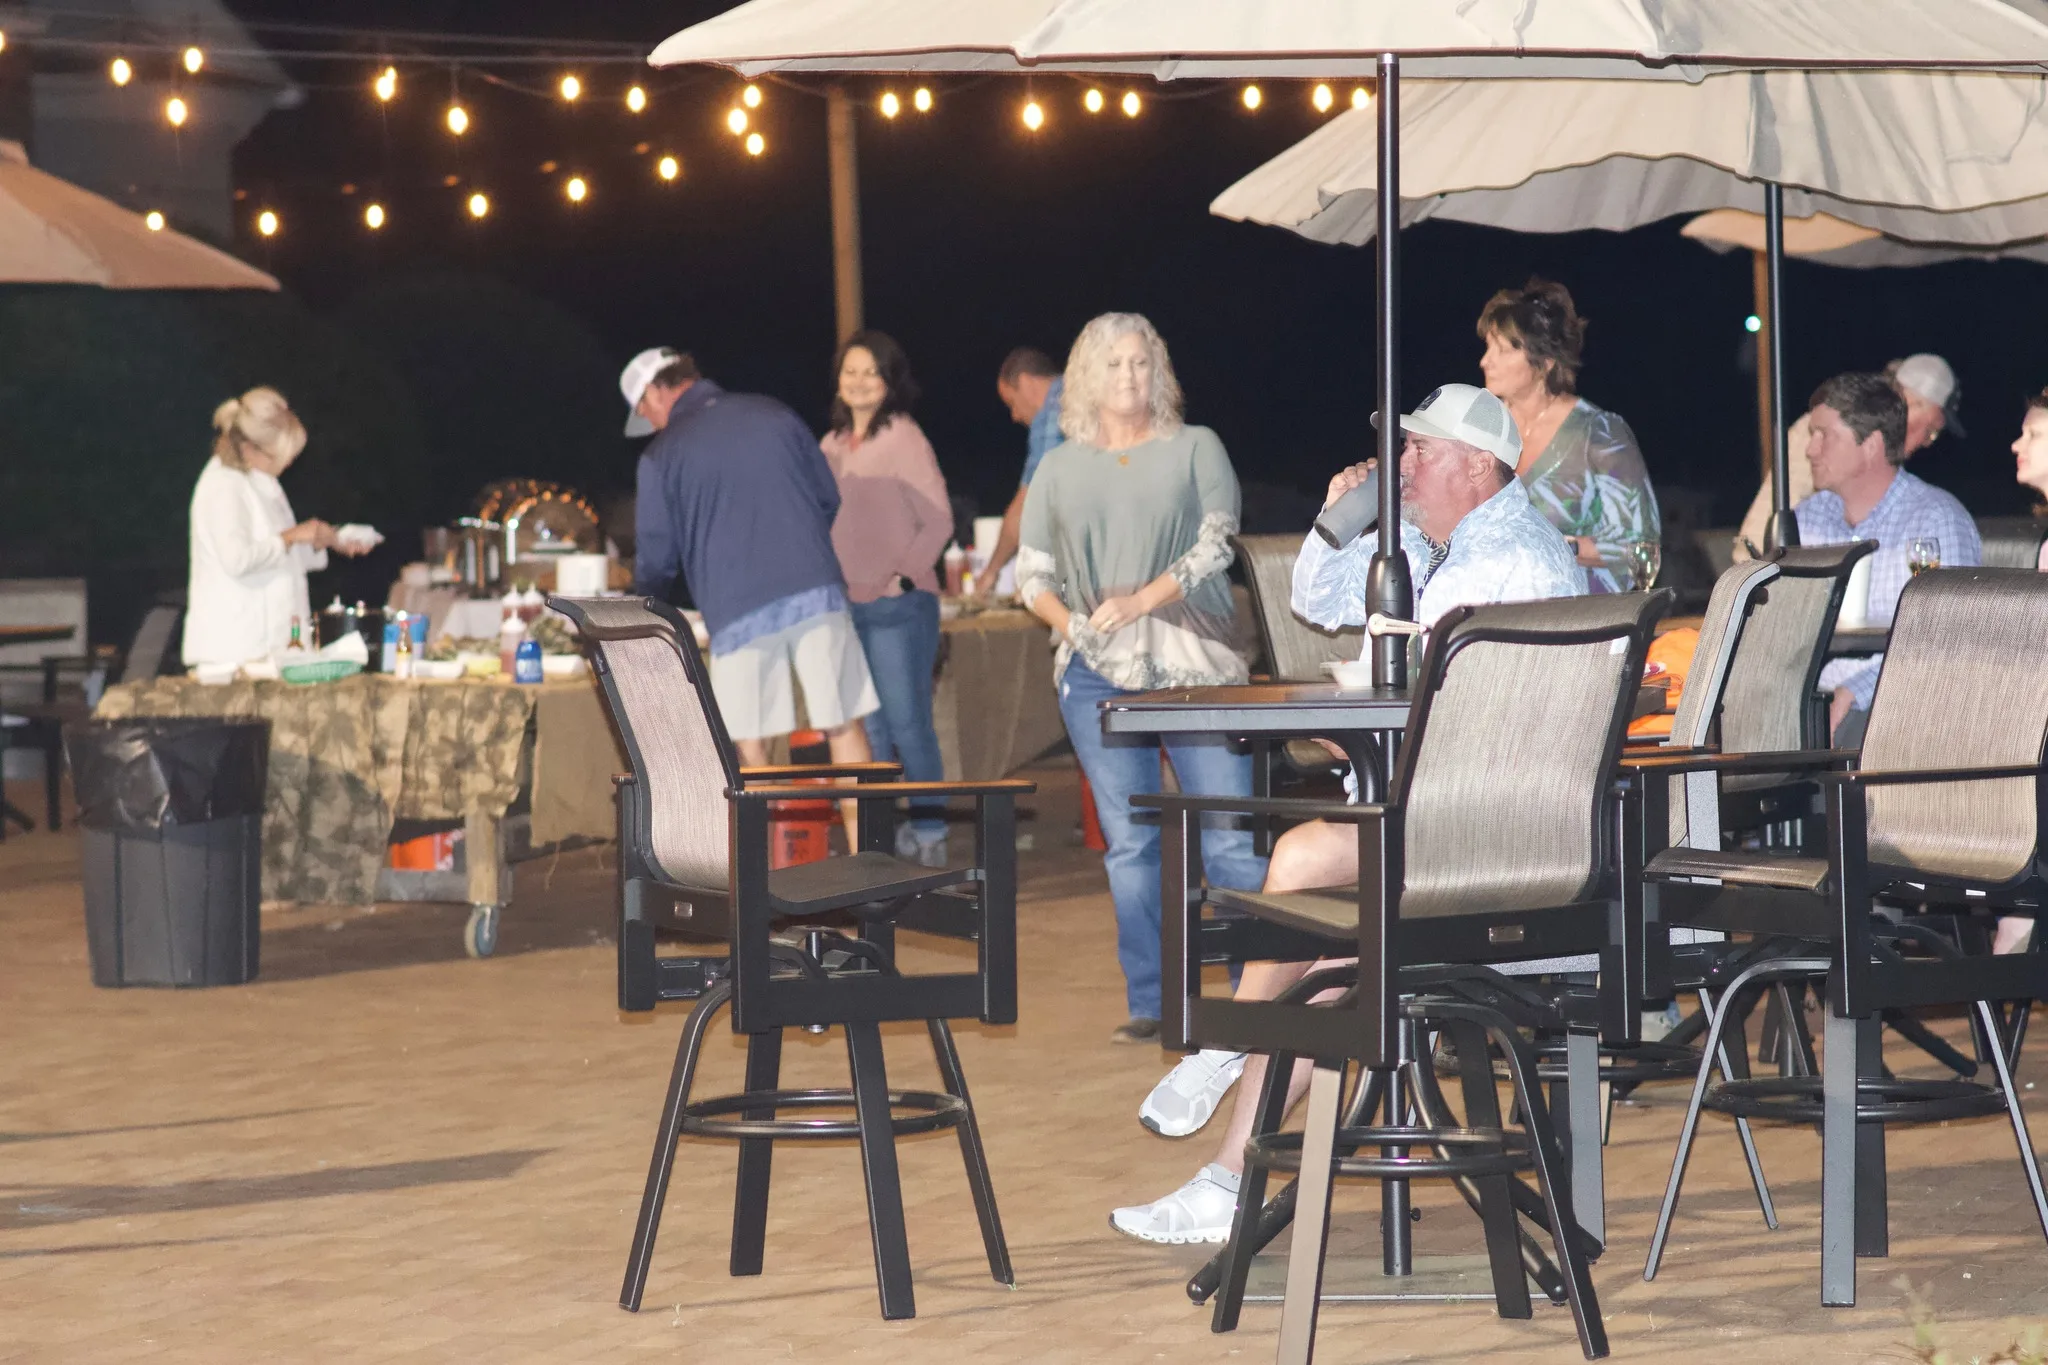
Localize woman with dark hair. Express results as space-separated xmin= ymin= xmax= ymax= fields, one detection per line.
xmin=821 ymin=330 xmax=955 ymax=865
xmin=1478 ymin=278 xmax=1660 ymax=592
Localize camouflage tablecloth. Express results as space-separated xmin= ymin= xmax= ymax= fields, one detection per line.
xmin=96 ymin=675 xmax=539 ymax=907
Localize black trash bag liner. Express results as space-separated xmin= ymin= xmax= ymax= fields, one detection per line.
xmin=64 ymin=717 xmax=271 ymax=833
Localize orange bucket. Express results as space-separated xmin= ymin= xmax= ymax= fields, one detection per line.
xmin=389 ymin=829 xmax=461 ymax=871
xmin=771 ymin=729 xmax=835 ymax=869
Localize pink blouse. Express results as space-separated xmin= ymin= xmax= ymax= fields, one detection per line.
xmin=821 ymin=415 xmax=953 ymax=604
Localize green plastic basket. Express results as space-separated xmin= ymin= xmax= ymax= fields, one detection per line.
xmin=280 ymin=659 xmax=363 ymax=686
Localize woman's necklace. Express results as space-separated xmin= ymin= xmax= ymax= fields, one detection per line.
xmin=1515 ymin=392 xmax=1571 ymax=472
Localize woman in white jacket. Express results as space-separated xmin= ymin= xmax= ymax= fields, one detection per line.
xmin=182 ymin=387 xmax=355 ymax=666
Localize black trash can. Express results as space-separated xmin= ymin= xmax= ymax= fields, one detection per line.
xmin=65 ymin=716 xmax=270 ymax=987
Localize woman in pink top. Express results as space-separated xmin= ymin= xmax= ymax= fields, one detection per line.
xmin=821 ymin=330 xmax=955 ymax=864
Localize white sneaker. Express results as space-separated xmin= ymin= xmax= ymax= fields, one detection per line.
xmin=1139 ymin=1049 xmax=1247 ymax=1137
xmin=1110 ymin=1164 xmax=1242 ymax=1245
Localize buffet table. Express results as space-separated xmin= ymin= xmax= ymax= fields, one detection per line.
xmin=934 ymin=607 xmax=1066 ymax=781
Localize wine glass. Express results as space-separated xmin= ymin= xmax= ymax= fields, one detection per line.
xmin=1908 ymin=536 xmax=1942 ymax=576
xmin=1627 ymin=540 xmax=1663 ymax=591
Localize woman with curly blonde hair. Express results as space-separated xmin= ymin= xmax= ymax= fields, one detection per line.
xmin=1017 ymin=312 xmax=1266 ymax=1044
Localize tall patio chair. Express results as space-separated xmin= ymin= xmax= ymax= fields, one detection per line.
xmin=1146 ymin=591 xmax=1672 ymax=1364
xmin=1232 ymin=533 xmax=1367 ymax=682
xmin=1976 ymin=515 xmax=2047 ymax=571
xmin=1634 ymin=567 xmax=2048 ymax=1307
xmin=551 ymin=595 xmax=1031 ymax=1323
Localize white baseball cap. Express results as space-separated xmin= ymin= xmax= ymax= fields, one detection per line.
xmin=1891 ymin=353 xmax=1964 ymax=437
xmin=619 ymin=346 xmax=682 ymax=437
xmin=1382 ymin=383 xmax=1524 ymax=468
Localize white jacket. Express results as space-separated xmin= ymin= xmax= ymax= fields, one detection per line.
xmin=182 ymin=457 xmax=326 ymax=666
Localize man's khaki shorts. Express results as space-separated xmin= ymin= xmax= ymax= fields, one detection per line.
xmin=709 ymin=608 xmax=880 ymax=742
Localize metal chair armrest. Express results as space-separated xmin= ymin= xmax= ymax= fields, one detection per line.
xmin=730 ymin=779 xmax=1035 ymax=801
xmin=1818 ymin=764 xmax=2039 ymax=786
xmin=739 ymin=761 xmax=903 ymax=782
xmin=1618 ymin=747 xmax=1848 ymax=776
xmin=1133 ymin=791 xmax=1387 ymax=822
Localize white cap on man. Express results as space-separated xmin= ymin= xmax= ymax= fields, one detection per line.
xmin=619 ymin=346 xmax=682 ymax=437
xmin=1397 ymin=383 xmax=1525 ymax=470
xmin=1891 ymin=353 xmax=1964 ymax=438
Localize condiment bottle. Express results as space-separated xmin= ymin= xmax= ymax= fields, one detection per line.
xmin=498 ymin=612 xmax=526 ymax=677
xmin=392 ymin=612 xmax=413 ymax=679
xmin=286 ymin=615 xmax=306 ymax=655
xmin=518 ymin=585 xmax=544 ymax=624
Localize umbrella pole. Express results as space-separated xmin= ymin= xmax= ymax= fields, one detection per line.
xmin=1763 ymin=182 xmax=1799 ymax=550
xmin=1367 ymin=51 xmax=1412 ymax=688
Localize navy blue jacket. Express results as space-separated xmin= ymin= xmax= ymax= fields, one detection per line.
xmin=632 ymin=380 xmax=845 ymax=636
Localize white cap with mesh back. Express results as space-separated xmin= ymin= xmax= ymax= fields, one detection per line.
xmin=1383 ymin=383 xmax=1524 ymax=469
xmin=1891 ymin=353 xmax=1964 ymax=438
xmin=619 ymin=346 xmax=682 ymax=437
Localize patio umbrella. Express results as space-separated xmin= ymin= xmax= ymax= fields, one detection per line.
xmin=1210 ymin=66 xmax=2048 ymax=549
xmin=1682 ymin=206 xmax=2048 ymax=269
xmin=0 ymin=141 xmax=278 ymax=291
xmin=652 ymin=0 xmax=2048 ymax=685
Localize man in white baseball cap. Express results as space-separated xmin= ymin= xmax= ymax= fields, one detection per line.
xmin=1109 ymin=382 xmax=1589 ymax=1248
xmin=619 ymin=346 xmax=699 ymax=437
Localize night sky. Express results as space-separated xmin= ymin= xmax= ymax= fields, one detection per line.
xmin=203 ymin=3 xmax=2048 ymax=549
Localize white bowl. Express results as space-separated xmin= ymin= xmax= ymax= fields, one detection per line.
xmin=541 ymin=653 xmax=586 ymax=677
xmin=1324 ymin=659 xmax=1375 ymax=690
xmin=193 ymin=662 xmax=238 ymax=686
xmin=413 ymin=659 xmax=465 ymax=680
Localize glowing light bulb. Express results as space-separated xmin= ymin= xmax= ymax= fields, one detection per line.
xmin=558 ymin=74 xmax=581 ymax=102
xmin=1351 ymin=87 xmax=1370 ymax=110
xmin=467 ymin=192 xmax=489 ymax=219
xmin=1312 ymin=83 xmax=1333 ymax=112
xmin=912 ymin=87 xmax=932 ymax=113
xmin=565 ymin=175 xmax=587 ymax=203
xmin=1021 ymin=99 xmax=1044 ymax=131
xmin=374 ymin=66 xmax=398 ymax=102
xmin=164 ymin=96 xmax=188 ymax=128
xmin=726 ymin=107 xmax=748 ymax=135
xmin=183 ymin=47 xmax=204 ymax=74
xmin=1242 ymin=84 xmax=1262 ymax=111
xmin=1121 ymin=90 xmax=1141 ymax=118
xmin=879 ymin=91 xmax=900 ymax=118
xmin=446 ymin=103 xmax=469 ymax=135
xmin=0 ymin=32 xmax=8 ymax=54
xmin=256 ymin=210 xmax=278 ymax=238
xmin=741 ymin=84 xmax=762 ymax=109
xmin=364 ymin=203 xmax=386 ymax=230
xmin=657 ymin=155 xmax=680 ymax=182
xmin=144 ymin=210 xmax=165 ymax=231
xmin=744 ymin=131 xmax=765 ymax=156
xmin=625 ymin=85 xmax=647 ymax=113
xmin=109 ymin=57 xmax=132 ymax=87
xmin=1745 ymin=314 xmax=1762 ymax=334
xmin=1083 ymin=88 xmax=1104 ymax=114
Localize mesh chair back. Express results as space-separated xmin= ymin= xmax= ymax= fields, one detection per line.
xmin=1977 ymin=516 xmax=2047 ymax=571
xmin=118 ymin=604 xmax=183 ymax=685
xmin=1233 ymin=533 xmax=1365 ymax=681
xmin=1394 ymin=592 xmax=1666 ymax=919
xmin=1719 ymin=543 xmax=1870 ymax=755
xmin=1665 ymin=558 xmax=1780 ymax=846
xmin=550 ymin=597 xmax=738 ymax=890
xmin=1860 ymin=569 xmax=2048 ymax=883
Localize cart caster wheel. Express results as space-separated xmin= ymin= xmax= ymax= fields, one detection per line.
xmin=465 ymin=903 xmax=501 ymax=959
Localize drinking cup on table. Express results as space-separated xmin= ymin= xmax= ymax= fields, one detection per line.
xmin=1908 ymin=537 xmax=1941 ymax=577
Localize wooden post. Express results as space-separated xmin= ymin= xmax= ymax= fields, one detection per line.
xmin=825 ymin=85 xmax=863 ymax=342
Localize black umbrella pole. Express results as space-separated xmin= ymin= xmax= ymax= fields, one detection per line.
xmin=1369 ymin=50 xmax=1412 ymax=688
xmin=1764 ymin=182 xmax=1799 ymax=551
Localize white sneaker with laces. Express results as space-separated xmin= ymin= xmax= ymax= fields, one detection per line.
xmin=1109 ymin=1164 xmax=1242 ymax=1245
xmin=1139 ymin=1049 xmax=1247 ymax=1137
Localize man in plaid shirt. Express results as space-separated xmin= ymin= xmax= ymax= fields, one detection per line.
xmin=1795 ymin=371 xmax=1981 ymax=747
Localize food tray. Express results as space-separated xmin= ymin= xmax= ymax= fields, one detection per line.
xmin=281 ymin=659 xmax=364 ymax=686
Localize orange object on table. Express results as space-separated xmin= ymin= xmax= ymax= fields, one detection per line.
xmin=1627 ymin=626 xmax=1698 ymax=739
xmin=770 ymin=728 xmax=835 ymax=869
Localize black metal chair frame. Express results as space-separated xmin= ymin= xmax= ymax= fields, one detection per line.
xmin=557 ymin=595 xmax=1031 ymax=1323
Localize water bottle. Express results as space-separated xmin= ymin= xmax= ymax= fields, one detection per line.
xmin=1313 ymin=467 xmax=1380 ymax=548
xmin=514 ymin=636 xmax=543 ymax=684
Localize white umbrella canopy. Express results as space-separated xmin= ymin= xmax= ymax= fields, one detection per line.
xmin=651 ymin=0 xmax=2048 ymax=77
xmin=1683 ymin=206 xmax=2048 ymax=268
xmin=1210 ymin=70 xmax=2048 ymax=247
xmin=0 ymin=142 xmax=278 ymax=291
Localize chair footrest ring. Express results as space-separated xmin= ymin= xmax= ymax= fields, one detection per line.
xmin=1704 ymin=1074 xmax=2008 ymax=1124
xmin=1246 ymin=1124 xmax=1531 ymax=1180
xmin=680 ymin=1087 xmax=966 ymax=1140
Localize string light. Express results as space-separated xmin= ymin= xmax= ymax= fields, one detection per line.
xmin=182 ymin=46 xmax=205 ymax=74
xmin=365 ymin=203 xmax=386 ymax=229
xmin=0 ymin=32 xmax=8 ymax=54
xmin=744 ymin=131 xmax=765 ymax=156
xmin=1351 ymin=87 xmax=1370 ymax=110
xmin=467 ymin=191 xmax=490 ymax=219
xmin=565 ymin=175 xmax=588 ymax=203
xmin=558 ymin=74 xmax=581 ymax=102
xmin=164 ymin=96 xmax=188 ymax=128
xmin=657 ymin=154 xmax=680 ymax=182
xmin=256 ymin=209 xmax=278 ymax=237
xmin=109 ymin=57 xmax=132 ymax=86
xmin=446 ymin=103 xmax=469 ymax=135
xmin=144 ymin=210 xmax=165 ymax=231
xmin=1021 ymin=99 xmax=1044 ymax=131
xmin=879 ymin=91 xmax=900 ymax=118
xmin=741 ymin=84 xmax=762 ymax=109
xmin=1083 ymin=88 xmax=1104 ymax=114
xmin=1121 ymin=90 xmax=1141 ymax=118
xmin=1312 ymin=83 xmax=1333 ymax=113
xmin=625 ymin=85 xmax=647 ymax=113
xmin=912 ymin=87 xmax=932 ymax=113
xmin=374 ymin=66 xmax=398 ymax=101
xmin=1242 ymin=85 xmax=1262 ymax=111
xmin=725 ymin=107 xmax=748 ymax=135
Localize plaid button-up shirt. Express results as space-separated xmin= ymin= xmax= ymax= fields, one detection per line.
xmin=1796 ymin=468 xmax=1980 ymax=711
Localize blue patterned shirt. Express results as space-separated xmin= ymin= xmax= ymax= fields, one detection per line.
xmin=1019 ymin=378 xmax=1065 ymax=489
xmin=708 ymin=585 xmax=848 ymax=657
xmin=1796 ymin=468 xmax=1980 ymax=711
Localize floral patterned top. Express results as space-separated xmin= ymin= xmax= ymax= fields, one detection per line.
xmin=1520 ymin=399 xmax=1660 ymax=593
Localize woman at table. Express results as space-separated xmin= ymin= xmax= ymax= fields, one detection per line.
xmin=1997 ymin=389 xmax=2048 ymax=954
xmin=1017 ymin=312 xmax=1267 ymax=1045
xmin=822 ymin=330 xmax=956 ymax=867
xmin=1478 ymin=278 xmax=1661 ymax=591
xmin=183 ymin=387 xmax=361 ymax=667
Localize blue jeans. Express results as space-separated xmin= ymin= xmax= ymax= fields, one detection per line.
xmin=850 ymin=590 xmax=945 ymax=836
xmin=1057 ymin=657 xmax=1268 ymax=1021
